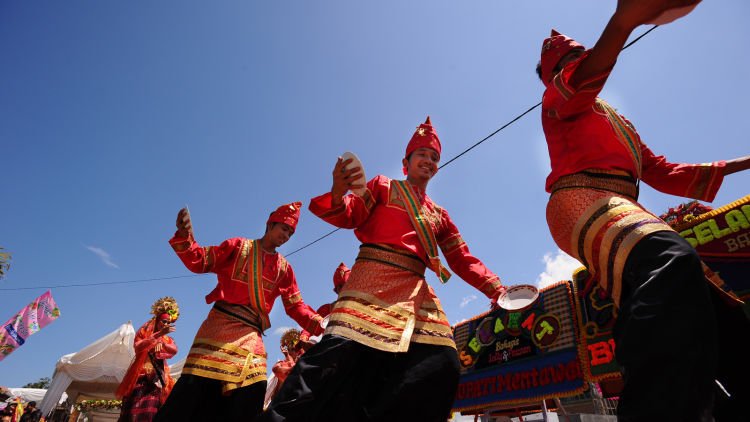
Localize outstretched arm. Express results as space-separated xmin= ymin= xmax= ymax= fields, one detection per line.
xmin=569 ymin=0 xmax=701 ymax=88
xmin=169 ymin=208 xmax=238 ymax=274
xmin=724 ymin=155 xmax=750 ymax=176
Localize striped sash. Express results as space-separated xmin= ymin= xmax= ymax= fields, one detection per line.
xmin=596 ymin=99 xmax=643 ymax=179
xmin=392 ymin=180 xmax=451 ymax=283
xmin=246 ymin=240 xmax=270 ymax=332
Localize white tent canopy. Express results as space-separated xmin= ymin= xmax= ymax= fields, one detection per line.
xmin=39 ymin=322 xmax=135 ymax=416
xmin=4 ymin=388 xmax=67 ymax=404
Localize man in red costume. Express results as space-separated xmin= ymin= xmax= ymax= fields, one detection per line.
xmin=154 ymin=203 xmax=324 ymax=421
xmin=316 ymin=262 xmax=350 ymax=318
xmin=299 ymin=262 xmax=350 ymax=343
xmin=261 ymin=117 xmax=507 ymax=421
xmin=537 ymin=1 xmax=750 ymax=420
xmin=117 ymin=297 xmax=179 ymax=422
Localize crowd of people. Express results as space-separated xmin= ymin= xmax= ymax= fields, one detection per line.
xmin=10 ymin=1 xmax=750 ymax=421
xmin=0 ymin=401 xmax=41 ymax=422
xmin=134 ymin=1 xmax=750 ymax=420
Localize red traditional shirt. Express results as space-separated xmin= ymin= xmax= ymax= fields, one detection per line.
xmin=309 ymin=175 xmax=503 ymax=352
xmin=169 ymin=233 xmax=323 ymax=335
xmin=542 ymin=52 xmax=725 ymax=201
xmin=309 ymin=175 xmax=502 ymax=300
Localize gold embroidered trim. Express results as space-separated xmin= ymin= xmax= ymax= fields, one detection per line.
xmin=550 ymin=171 xmax=638 ymax=200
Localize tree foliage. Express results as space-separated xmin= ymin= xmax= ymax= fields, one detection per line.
xmin=0 ymin=247 xmax=10 ymax=279
xmin=22 ymin=377 xmax=51 ymax=389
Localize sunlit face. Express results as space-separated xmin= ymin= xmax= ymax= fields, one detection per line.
xmin=266 ymin=222 xmax=294 ymax=248
xmin=403 ymin=147 xmax=440 ymax=181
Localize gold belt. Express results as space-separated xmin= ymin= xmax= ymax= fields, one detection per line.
xmin=550 ymin=170 xmax=638 ymax=200
xmin=357 ymin=243 xmax=427 ymax=276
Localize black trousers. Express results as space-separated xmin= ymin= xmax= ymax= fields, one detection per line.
xmin=258 ymin=334 xmax=460 ymax=422
xmin=615 ymin=231 xmax=717 ymax=422
xmin=153 ymin=374 xmax=266 ymax=422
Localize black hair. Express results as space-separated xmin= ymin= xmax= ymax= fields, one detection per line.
xmin=535 ymin=61 xmax=543 ymax=81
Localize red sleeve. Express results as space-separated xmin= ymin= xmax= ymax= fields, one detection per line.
xmin=133 ymin=323 xmax=155 ymax=354
xmin=316 ymin=303 xmax=332 ymax=318
xmin=640 ymin=142 xmax=725 ymax=202
xmin=133 ymin=322 xmax=178 ymax=359
xmin=155 ymin=336 xmax=178 ymax=360
xmin=169 ymin=233 xmax=239 ymax=274
xmin=278 ymin=264 xmax=324 ymax=336
xmin=544 ymin=51 xmax=612 ymax=120
xmin=437 ymin=209 xmax=504 ymax=300
xmin=308 ymin=175 xmax=382 ymax=228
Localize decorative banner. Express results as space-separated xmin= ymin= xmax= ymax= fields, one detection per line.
xmin=452 ymin=281 xmax=587 ymax=412
xmin=0 ymin=290 xmax=61 ymax=361
xmin=672 ymin=195 xmax=750 ymax=304
xmin=573 ymin=268 xmax=621 ymax=383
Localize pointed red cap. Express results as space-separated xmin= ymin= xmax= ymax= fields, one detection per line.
xmin=405 ymin=116 xmax=442 ymax=159
xmin=267 ymin=201 xmax=302 ymax=231
xmin=540 ymin=29 xmax=584 ymax=84
xmin=333 ymin=262 xmax=351 ymax=293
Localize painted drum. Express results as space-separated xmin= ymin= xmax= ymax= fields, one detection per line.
xmin=496 ymin=284 xmax=540 ymax=312
xmin=341 ymin=151 xmax=367 ymax=197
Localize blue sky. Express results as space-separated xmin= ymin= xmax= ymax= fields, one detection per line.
xmin=1 ymin=1 xmax=748 ymax=388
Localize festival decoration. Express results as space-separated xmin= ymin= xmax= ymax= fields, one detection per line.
xmin=0 ymin=290 xmax=61 ymax=361
xmin=74 ymin=399 xmax=122 ymax=412
xmin=573 ymin=267 xmax=620 ymax=383
xmin=452 ymin=281 xmax=587 ymax=412
xmin=667 ymin=195 xmax=750 ymax=305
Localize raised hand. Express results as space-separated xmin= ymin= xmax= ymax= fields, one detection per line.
xmin=175 ymin=207 xmax=193 ymax=238
xmin=331 ymin=157 xmax=364 ymax=207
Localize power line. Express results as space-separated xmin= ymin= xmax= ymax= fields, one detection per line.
xmin=0 ymin=275 xmax=201 ymax=291
xmin=2 ymin=27 xmax=658 ymax=291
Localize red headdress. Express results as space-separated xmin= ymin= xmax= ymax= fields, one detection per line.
xmin=540 ymin=29 xmax=585 ymax=84
xmin=405 ymin=116 xmax=442 ymax=159
xmin=267 ymin=201 xmax=302 ymax=231
xmin=333 ymin=262 xmax=351 ymax=293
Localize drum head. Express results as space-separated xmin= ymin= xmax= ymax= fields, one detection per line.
xmin=341 ymin=151 xmax=367 ymax=197
xmin=497 ymin=284 xmax=539 ymax=312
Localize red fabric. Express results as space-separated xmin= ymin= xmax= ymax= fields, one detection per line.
xmin=405 ymin=116 xmax=441 ymax=159
xmin=540 ymin=29 xmax=584 ymax=85
xmin=309 ymin=175 xmax=502 ymax=299
xmin=542 ymin=52 xmax=725 ymax=202
xmin=316 ymin=303 xmax=333 ymax=318
xmin=115 ymin=319 xmax=177 ymax=404
xmin=333 ymin=262 xmax=350 ymax=292
xmin=271 ymin=354 xmax=297 ymax=383
xmin=168 ymin=235 xmax=323 ymax=335
xmin=267 ymin=202 xmax=302 ymax=230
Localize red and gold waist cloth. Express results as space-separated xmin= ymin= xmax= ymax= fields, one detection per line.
xmin=547 ymin=175 xmax=672 ymax=306
xmin=325 ymin=243 xmax=455 ymax=352
xmin=182 ymin=302 xmax=267 ymax=393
